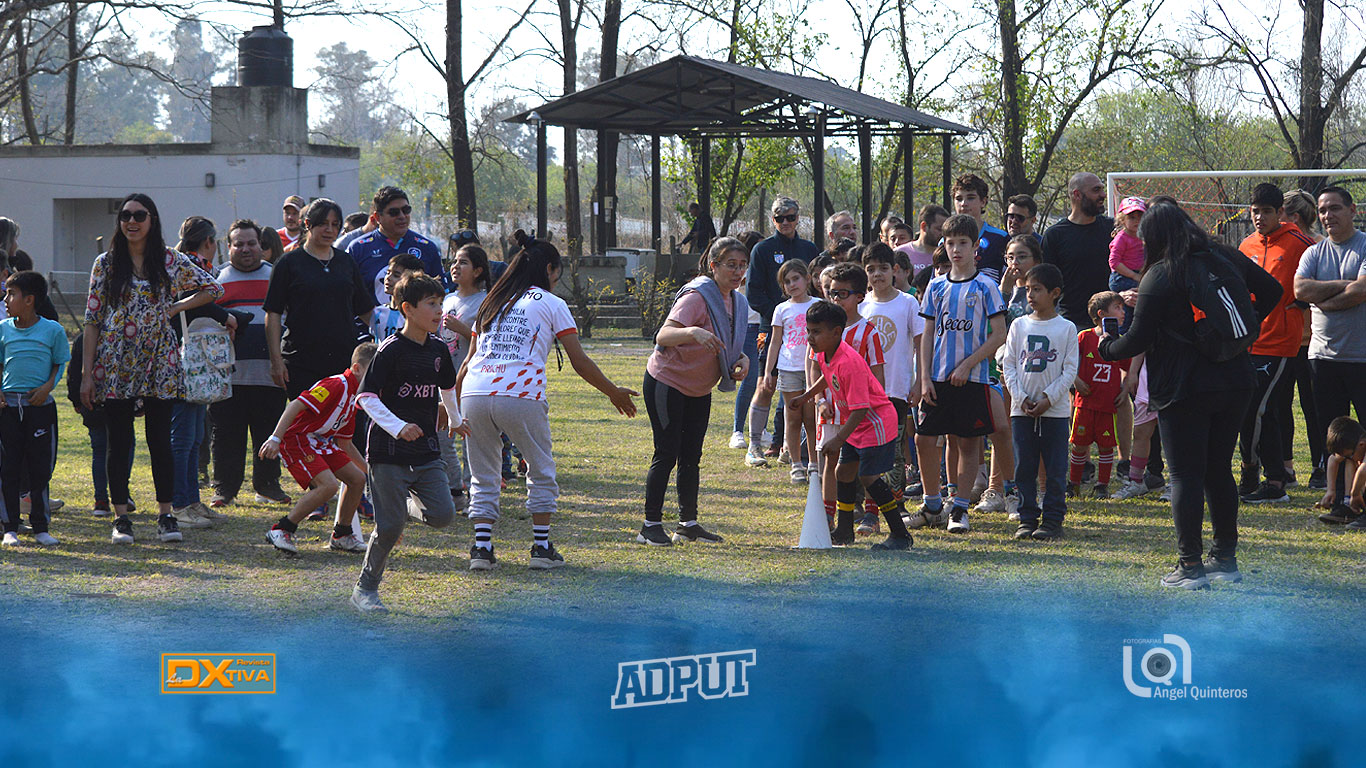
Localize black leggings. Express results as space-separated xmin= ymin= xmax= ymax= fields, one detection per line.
xmin=1280 ymin=346 xmax=1322 ymax=469
xmin=643 ymin=372 xmax=711 ymax=523
xmin=1159 ymin=390 xmax=1252 ymax=563
xmin=105 ymin=398 xmax=175 ymax=507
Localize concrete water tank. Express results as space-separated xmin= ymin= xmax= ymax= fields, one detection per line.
xmin=237 ymin=26 xmax=292 ymax=87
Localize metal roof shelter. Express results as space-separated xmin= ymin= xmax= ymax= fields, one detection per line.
xmin=508 ymin=55 xmax=973 ymax=251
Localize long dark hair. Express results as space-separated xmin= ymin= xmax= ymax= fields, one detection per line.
xmin=106 ymin=192 xmax=170 ymax=304
xmin=1137 ymin=201 xmax=1211 ymax=287
xmin=476 ymin=229 xmax=561 ymax=333
xmin=457 ymin=244 xmax=492 ymax=291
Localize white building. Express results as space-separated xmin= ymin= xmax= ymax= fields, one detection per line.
xmin=0 ymin=27 xmax=359 ymax=301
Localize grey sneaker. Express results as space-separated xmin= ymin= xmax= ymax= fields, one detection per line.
xmin=172 ymin=505 xmax=213 ymax=529
xmin=1160 ymin=561 xmax=1210 ymax=590
xmin=329 ymin=533 xmax=368 ymax=552
xmin=350 ymin=586 xmax=388 ymax=613
xmin=904 ymin=503 xmax=947 ymax=530
xmin=1202 ymin=555 xmax=1242 ymax=583
xmin=33 ymin=532 xmax=59 ymax=546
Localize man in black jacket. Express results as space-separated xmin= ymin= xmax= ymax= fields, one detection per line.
xmin=746 ymin=196 xmax=820 ymax=329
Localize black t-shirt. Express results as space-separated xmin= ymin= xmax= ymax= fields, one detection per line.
xmin=1040 ymin=215 xmax=1115 ymax=329
xmin=262 ymin=247 xmax=376 ymax=377
xmin=361 ymin=333 xmax=457 ymax=466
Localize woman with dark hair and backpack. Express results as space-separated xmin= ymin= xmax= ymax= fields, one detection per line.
xmin=1099 ymin=201 xmax=1280 ymax=589
xmin=458 ymin=230 xmax=637 ymax=571
xmin=81 ymin=193 xmax=223 ymax=545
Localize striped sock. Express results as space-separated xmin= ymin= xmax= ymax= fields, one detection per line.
xmin=1069 ymin=448 xmax=1087 ymax=484
xmin=1097 ymin=450 xmax=1115 ymax=485
xmin=923 ymin=495 xmax=943 ymax=512
xmin=1129 ymin=456 xmax=1148 ymax=484
xmin=532 ymin=524 xmax=550 ymax=549
xmin=952 ymin=495 xmax=970 ymax=511
xmin=474 ymin=522 xmax=493 ymax=550
xmin=824 ymin=500 xmax=836 ymax=523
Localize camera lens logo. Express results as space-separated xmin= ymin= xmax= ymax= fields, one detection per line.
xmin=1122 ymin=634 xmax=1190 ymax=697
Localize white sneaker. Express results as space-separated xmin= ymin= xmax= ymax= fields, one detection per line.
xmin=172 ymin=505 xmax=213 ymax=529
xmin=789 ymin=464 xmax=808 ymax=484
xmin=350 ymin=586 xmax=387 ymax=614
xmin=1157 ymin=485 xmax=1172 ymax=503
xmin=729 ymin=431 xmax=747 ymax=450
xmin=777 ymin=447 xmax=792 ymax=465
xmin=1004 ymin=493 xmax=1020 ymax=521
xmin=974 ymin=488 xmax=1005 ymax=513
xmin=111 ymin=517 xmax=134 ymax=544
xmin=1 ymin=532 xmax=19 ymax=546
xmin=34 ymin=532 xmax=58 ymax=546
xmin=48 ymin=497 xmax=64 ymax=512
xmin=195 ymin=501 xmax=228 ymax=521
xmin=745 ymin=446 xmax=768 ymax=468
xmin=1112 ymin=479 xmax=1150 ymax=500
xmin=329 ymin=533 xmax=367 ymax=553
xmin=947 ymin=507 xmax=970 ymax=534
xmin=266 ymin=527 xmax=298 ymax=554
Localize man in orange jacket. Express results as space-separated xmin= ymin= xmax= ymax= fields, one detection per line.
xmin=1237 ymin=183 xmax=1315 ymax=503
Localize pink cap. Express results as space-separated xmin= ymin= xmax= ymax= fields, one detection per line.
xmin=1117 ymin=196 xmax=1147 ymax=215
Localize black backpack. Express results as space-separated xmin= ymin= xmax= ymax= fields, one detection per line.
xmin=1179 ymin=248 xmax=1259 ymax=362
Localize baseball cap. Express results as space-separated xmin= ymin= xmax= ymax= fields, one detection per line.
xmin=1117 ymin=196 xmax=1147 ymax=215
xmin=282 ymin=195 xmax=306 ymax=211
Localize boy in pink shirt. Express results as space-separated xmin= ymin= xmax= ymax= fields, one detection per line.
xmin=790 ymin=300 xmax=913 ymax=550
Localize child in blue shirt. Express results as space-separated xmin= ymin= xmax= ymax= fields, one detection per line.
xmin=0 ymin=271 xmax=71 ymax=546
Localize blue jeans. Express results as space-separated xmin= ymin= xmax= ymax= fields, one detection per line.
xmin=1011 ymin=416 xmax=1069 ymax=522
xmin=732 ymin=322 xmax=761 ymax=433
xmin=171 ymin=401 xmax=208 ymax=508
xmin=1109 ymin=272 xmax=1139 ymax=331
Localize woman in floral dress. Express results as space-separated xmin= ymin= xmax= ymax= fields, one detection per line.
xmin=80 ymin=193 xmax=223 ymax=545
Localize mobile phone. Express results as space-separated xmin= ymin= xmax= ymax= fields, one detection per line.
xmin=1101 ymin=316 xmax=1120 ymax=337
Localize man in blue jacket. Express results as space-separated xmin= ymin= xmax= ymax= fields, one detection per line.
xmin=747 ymin=196 xmax=821 ymax=329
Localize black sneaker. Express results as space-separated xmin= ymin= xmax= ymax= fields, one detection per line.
xmin=1238 ymin=465 xmax=1260 ymax=497
xmin=1308 ymin=466 xmax=1327 ymax=490
xmin=110 ymin=515 xmax=134 ymax=545
xmin=831 ymin=529 xmax=855 ymax=546
xmin=1013 ymin=520 xmax=1038 ymax=539
xmin=870 ymin=535 xmax=912 ymax=550
xmin=1202 ymin=555 xmax=1242 ymax=583
xmin=157 ymin=513 xmax=183 ymax=543
xmin=1082 ymin=460 xmax=1096 ymax=484
xmin=672 ymin=523 xmax=723 ymax=544
xmin=1116 ymin=459 xmax=1130 ymax=480
xmin=469 ymin=544 xmax=497 ymax=570
xmin=1160 ymin=561 xmax=1210 ymax=590
xmin=529 ymin=542 xmax=565 ymax=569
xmin=1091 ymin=482 xmax=1110 ymax=499
xmin=1318 ymin=503 xmax=1359 ymax=525
xmin=1031 ymin=517 xmax=1063 ymax=540
xmin=1283 ymin=469 xmax=1297 ymax=487
xmin=254 ymin=485 xmax=292 ymax=505
xmin=1240 ymin=482 xmax=1289 ymax=504
xmin=1065 ymin=482 xmax=1079 ymax=498
xmin=635 ymin=524 xmax=673 ymax=546
xmin=1144 ymin=473 xmax=1165 ymax=491
xmin=1345 ymin=515 xmax=1366 ymax=531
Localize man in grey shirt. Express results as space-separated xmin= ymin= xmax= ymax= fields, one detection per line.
xmin=1293 ymin=185 xmax=1366 ymax=477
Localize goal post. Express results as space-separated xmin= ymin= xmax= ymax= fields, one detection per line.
xmin=1106 ymin=168 xmax=1366 ymax=243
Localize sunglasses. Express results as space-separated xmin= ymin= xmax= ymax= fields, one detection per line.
xmin=1004 ymin=213 xmax=1029 ymax=222
xmin=774 ymin=214 xmax=798 ymax=223
xmin=384 ymin=205 xmax=413 ymax=217
xmin=118 ymin=210 xmax=150 ymax=223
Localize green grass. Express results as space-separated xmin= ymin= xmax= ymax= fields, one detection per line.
xmin=3 ymin=335 xmax=1364 ymax=624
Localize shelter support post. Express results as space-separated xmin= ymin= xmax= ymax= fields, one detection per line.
xmin=651 ymin=134 xmax=662 ymax=257
xmin=859 ymin=123 xmax=872 ymax=244
xmin=536 ymin=121 xmax=548 ymax=239
xmin=813 ymin=115 xmax=825 ymax=242
xmin=941 ymin=135 xmax=952 ymax=208
xmin=902 ymin=128 xmax=914 ymax=224
xmin=700 ymin=136 xmax=712 ymax=248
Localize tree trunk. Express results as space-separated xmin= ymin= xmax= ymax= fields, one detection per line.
xmin=15 ymin=17 xmax=41 ymax=144
xmin=447 ymin=0 xmax=478 ymax=228
xmin=559 ymin=0 xmax=583 ymax=258
xmin=64 ymin=1 xmax=77 ymax=145
xmin=1298 ymin=0 xmax=1325 ymax=189
xmin=998 ymin=0 xmax=1029 ymax=200
xmin=599 ymin=0 xmax=620 ymax=248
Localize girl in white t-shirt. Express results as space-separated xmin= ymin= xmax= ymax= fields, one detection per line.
xmin=439 ymin=244 xmax=491 ymax=509
xmin=457 ymin=230 xmax=637 ymax=571
xmin=759 ymin=260 xmax=818 ymax=483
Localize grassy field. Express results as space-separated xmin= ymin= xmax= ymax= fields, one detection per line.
xmin=2 ymin=334 xmax=1364 ymax=624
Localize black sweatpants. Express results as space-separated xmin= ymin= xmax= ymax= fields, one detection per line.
xmin=106 ymin=397 xmax=174 ymax=506
xmin=1159 ymin=389 xmax=1252 ymax=563
xmin=0 ymin=400 xmax=57 ymax=533
xmin=1282 ymin=346 xmax=1322 ymax=470
xmin=209 ymin=384 xmax=286 ymax=499
xmin=1310 ymin=358 xmax=1366 ymax=445
xmin=643 ymin=372 xmax=711 ymax=524
xmin=1239 ymin=355 xmax=1292 ymax=483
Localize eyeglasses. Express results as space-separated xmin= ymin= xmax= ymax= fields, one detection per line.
xmin=774 ymin=214 xmax=798 ymax=223
xmin=384 ymin=205 xmax=413 ymax=217
xmin=716 ymin=260 xmax=748 ymax=271
xmin=826 ymin=289 xmax=858 ymax=300
xmin=1004 ymin=213 xmax=1029 ymax=222
xmin=118 ymin=210 xmax=150 ymax=223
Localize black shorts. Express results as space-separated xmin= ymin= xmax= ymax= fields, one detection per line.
xmin=916 ymin=381 xmax=995 ymax=438
xmin=838 ymin=438 xmax=897 ymax=477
